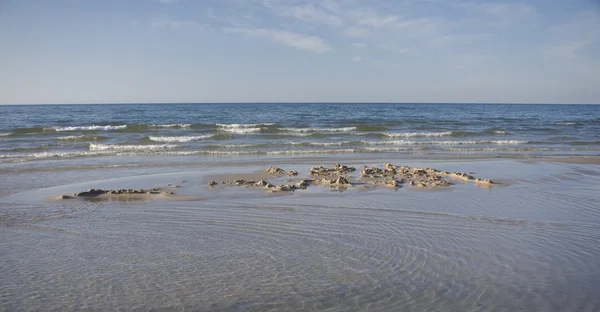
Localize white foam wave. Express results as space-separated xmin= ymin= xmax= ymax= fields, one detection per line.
xmin=280 ymin=127 xmax=356 ymax=133
xmin=383 ymin=132 xmax=453 ymax=138
xmin=556 ymin=122 xmax=577 ymax=126
xmin=149 ymin=124 xmax=192 ymax=128
xmin=89 ymin=143 xmax=178 ymax=151
xmin=0 ymin=132 xmax=10 ymax=137
xmin=361 ymin=140 xmax=528 ymax=146
xmin=148 ymin=135 xmax=212 ymax=142
xmin=360 ymin=147 xmax=423 ymax=152
xmin=219 ymin=127 xmax=262 ymax=134
xmin=267 ymin=149 xmax=355 ymax=155
xmin=49 ymin=125 xmax=127 ymax=132
xmin=291 ymin=141 xmax=351 ymax=146
xmin=493 ymin=130 xmax=507 ymax=135
xmin=217 ymin=123 xmax=274 ymax=128
xmin=56 ymin=135 xmax=103 ymax=141
xmin=216 ymin=144 xmax=256 ymax=148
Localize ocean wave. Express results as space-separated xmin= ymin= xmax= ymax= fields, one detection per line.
xmin=383 ymin=132 xmax=453 ymax=138
xmin=360 ymin=140 xmax=528 ymax=145
xmin=148 ymin=135 xmax=212 ymax=142
xmin=0 ymin=132 xmax=10 ymax=137
xmin=266 ymin=149 xmax=356 ymax=155
xmin=203 ymin=144 xmax=260 ymax=149
xmin=218 ymin=127 xmax=262 ymax=134
xmin=280 ymin=127 xmax=356 ymax=133
xmin=291 ymin=141 xmax=351 ymax=146
xmin=216 ymin=123 xmax=275 ymax=128
xmin=149 ymin=124 xmax=192 ymax=128
xmin=89 ymin=143 xmax=179 ymax=151
xmin=556 ymin=122 xmax=578 ymax=126
xmin=48 ymin=125 xmax=128 ymax=132
xmin=56 ymin=135 xmax=105 ymax=141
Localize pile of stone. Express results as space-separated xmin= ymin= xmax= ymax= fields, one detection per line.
xmin=266 ymin=167 xmax=298 ymax=176
xmin=61 ymin=188 xmax=172 ymax=199
xmin=208 ymin=162 xmax=495 ymax=192
xmin=309 ymin=163 xmax=356 ymax=176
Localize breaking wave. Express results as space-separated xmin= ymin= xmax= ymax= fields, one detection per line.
xmin=279 ymin=127 xmax=357 ymax=133
xmin=49 ymin=125 xmax=128 ymax=132
xmin=56 ymin=135 xmax=105 ymax=142
xmin=89 ymin=143 xmax=179 ymax=151
xmin=148 ymin=135 xmax=213 ymax=142
xmin=383 ymin=132 xmax=453 ymax=138
xmin=360 ymin=140 xmax=529 ymax=145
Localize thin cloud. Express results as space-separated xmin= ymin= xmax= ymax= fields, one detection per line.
xmin=352 ymin=42 xmax=366 ymax=48
xmin=352 ymin=56 xmax=364 ymax=62
xmin=150 ymin=19 xmax=205 ymax=30
xmin=277 ymin=4 xmax=344 ymax=26
xmin=224 ymin=27 xmax=333 ymax=53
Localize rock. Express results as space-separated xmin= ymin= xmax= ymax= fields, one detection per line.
xmin=360 ymin=166 xmax=386 ymax=177
xmin=295 ymin=179 xmax=312 ymax=188
xmin=287 ymin=170 xmax=298 ymax=176
xmin=61 ymin=195 xmax=73 ymax=199
xmin=333 ymin=163 xmax=356 ymax=173
xmin=264 ymin=183 xmax=275 ymax=188
xmin=333 ymin=176 xmax=350 ymax=185
xmin=385 ymin=178 xmax=402 ymax=188
xmin=208 ymin=181 xmax=218 ymax=186
xmin=266 ymin=167 xmax=285 ymax=175
xmin=310 ymin=164 xmax=355 ymax=176
xmin=275 ymin=184 xmax=296 ymax=191
xmin=255 ymin=180 xmax=269 ymax=186
xmin=309 ymin=166 xmax=336 ymax=176
xmin=76 ymin=189 xmax=107 ymax=197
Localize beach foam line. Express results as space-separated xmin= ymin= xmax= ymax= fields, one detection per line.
xmin=148 ymin=124 xmax=192 ymax=128
xmin=291 ymin=141 xmax=352 ymax=146
xmin=216 ymin=123 xmax=275 ymax=128
xmin=382 ymin=132 xmax=453 ymax=138
xmin=0 ymin=132 xmax=11 ymax=137
xmin=89 ymin=143 xmax=179 ymax=151
xmin=218 ymin=127 xmax=262 ymax=134
xmin=49 ymin=125 xmax=128 ymax=132
xmin=148 ymin=135 xmax=213 ymax=142
xmin=360 ymin=140 xmax=529 ymax=145
xmin=279 ymin=127 xmax=357 ymax=133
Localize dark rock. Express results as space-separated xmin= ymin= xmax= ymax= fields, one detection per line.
xmin=208 ymin=181 xmax=218 ymax=186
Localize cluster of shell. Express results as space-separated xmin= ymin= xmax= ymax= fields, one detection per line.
xmin=209 ymin=163 xmax=494 ymax=192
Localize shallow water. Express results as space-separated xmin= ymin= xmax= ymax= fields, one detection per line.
xmin=1 ymin=158 xmax=599 ymax=311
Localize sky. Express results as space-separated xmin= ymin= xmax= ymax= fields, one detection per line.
xmin=0 ymin=0 xmax=599 ymax=104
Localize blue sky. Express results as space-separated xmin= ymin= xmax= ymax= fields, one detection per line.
xmin=1 ymin=0 xmax=599 ymax=104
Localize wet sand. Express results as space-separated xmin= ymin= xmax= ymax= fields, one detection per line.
xmin=1 ymin=157 xmax=600 ymax=311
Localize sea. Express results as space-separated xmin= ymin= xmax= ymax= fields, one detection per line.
xmin=1 ymin=103 xmax=599 ymax=164
xmin=1 ymin=103 xmax=600 ymax=311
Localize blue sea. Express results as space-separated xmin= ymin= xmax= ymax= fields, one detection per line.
xmin=1 ymin=103 xmax=599 ymax=164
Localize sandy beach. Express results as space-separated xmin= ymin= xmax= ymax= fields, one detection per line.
xmin=2 ymin=155 xmax=600 ymax=311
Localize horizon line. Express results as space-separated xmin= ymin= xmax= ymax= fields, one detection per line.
xmin=1 ymin=102 xmax=599 ymax=105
